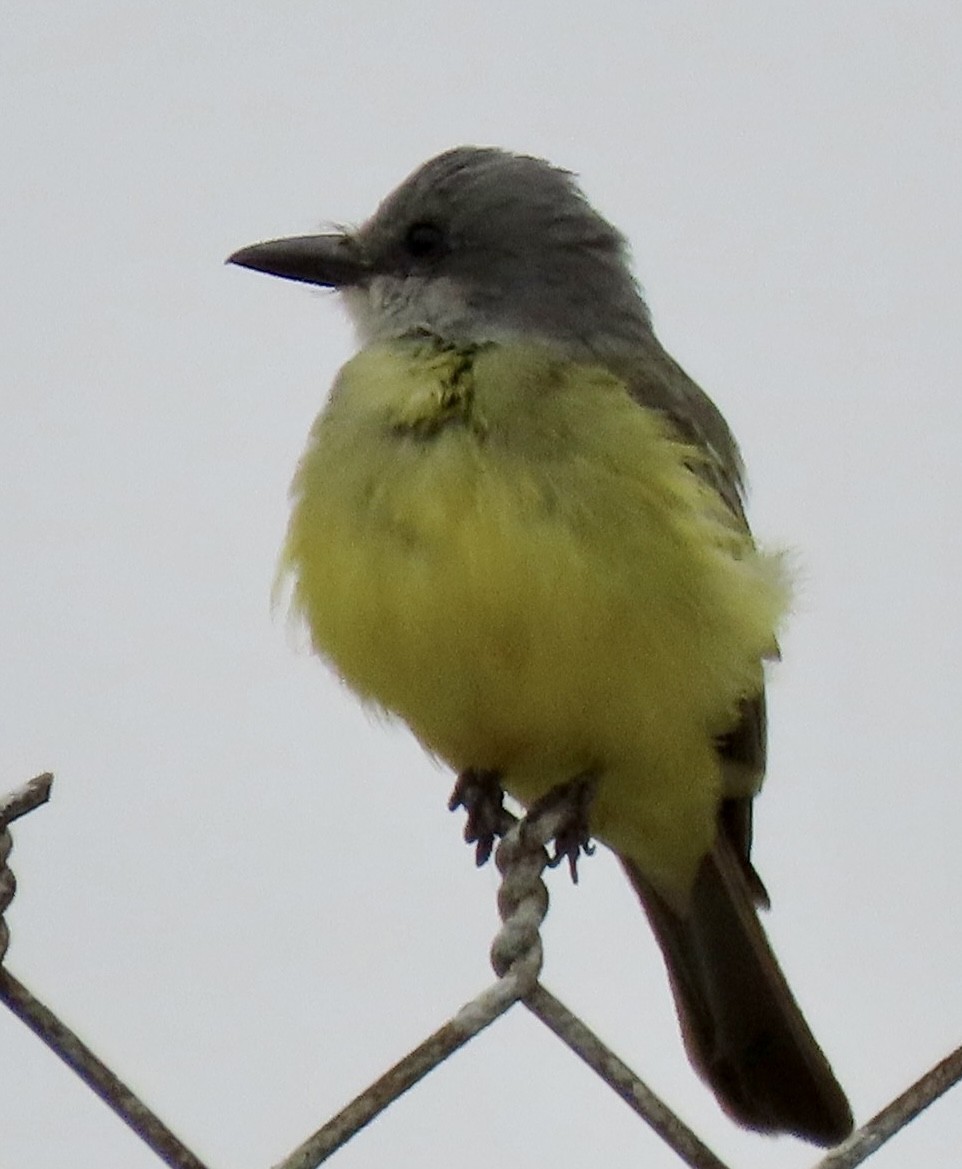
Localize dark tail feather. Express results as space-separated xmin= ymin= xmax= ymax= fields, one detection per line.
xmin=623 ymin=841 xmax=853 ymax=1146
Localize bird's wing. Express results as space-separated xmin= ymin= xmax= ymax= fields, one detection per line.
xmin=615 ymin=338 xmax=748 ymax=523
xmin=615 ymin=339 xmax=769 ymax=885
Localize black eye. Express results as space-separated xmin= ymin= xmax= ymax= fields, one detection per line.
xmin=404 ymin=221 xmax=447 ymax=260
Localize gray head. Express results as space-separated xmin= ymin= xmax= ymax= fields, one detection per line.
xmin=229 ymin=147 xmax=653 ymax=359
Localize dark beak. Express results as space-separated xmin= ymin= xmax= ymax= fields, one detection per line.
xmin=227 ymin=233 xmax=370 ymax=288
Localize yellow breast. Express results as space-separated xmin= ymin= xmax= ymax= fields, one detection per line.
xmin=281 ymin=340 xmax=788 ymax=898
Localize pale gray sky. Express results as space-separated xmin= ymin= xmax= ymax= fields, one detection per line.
xmin=2 ymin=3 xmax=962 ymax=1167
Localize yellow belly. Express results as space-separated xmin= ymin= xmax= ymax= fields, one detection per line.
xmin=282 ymin=341 xmax=788 ymax=899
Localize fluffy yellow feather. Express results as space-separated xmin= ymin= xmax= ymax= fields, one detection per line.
xmin=282 ymin=340 xmax=788 ymax=902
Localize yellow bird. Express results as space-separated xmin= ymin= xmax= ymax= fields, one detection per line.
xmin=229 ymin=146 xmax=852 ymax=1145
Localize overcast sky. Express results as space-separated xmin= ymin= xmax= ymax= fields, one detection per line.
xmin=3 ymin=4 xmax=962 ymax=1168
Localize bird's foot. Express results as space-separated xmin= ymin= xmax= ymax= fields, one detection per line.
xmin=448 ymin=769 xmax=513 ymax=866
xmin=528 ymin=774 xmax=597 ymax=884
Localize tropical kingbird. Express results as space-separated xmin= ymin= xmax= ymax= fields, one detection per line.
xmin=229 ymin=146 xmax=852 ymax=1145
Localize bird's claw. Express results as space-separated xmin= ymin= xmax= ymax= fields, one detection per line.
xmin=448 ymin=769 xmax=512 ymax=866
xmin=528 ymin=773 xmax=598 ymax=884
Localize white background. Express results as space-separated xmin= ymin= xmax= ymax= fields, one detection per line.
xmin=2 ymin=3 xmax=961 ymax=1167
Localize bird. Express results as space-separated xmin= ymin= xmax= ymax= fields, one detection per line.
xmin=228 ymin=146 xmax=853 ymax=1146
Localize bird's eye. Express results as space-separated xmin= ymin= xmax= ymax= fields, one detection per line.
xmin=404 ymin=221 xmax=447 ymax=260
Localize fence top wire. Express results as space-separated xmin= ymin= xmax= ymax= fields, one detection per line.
xmin=2 ymin=772 xmax=961 ymax=1169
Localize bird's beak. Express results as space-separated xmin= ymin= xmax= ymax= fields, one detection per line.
xmin=227 ymin=233 xmax=370 ymax=288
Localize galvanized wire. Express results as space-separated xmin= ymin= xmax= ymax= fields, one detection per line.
xmin=0 ymin=772 xmax=53 ymax=962
xmin=814 ymin=1044 xmax=962 ymax=1169
xmin=274 ymin=785 xmax=556 ymax=1168
xmin=1 ymin=774 xmax=52 ymax=964
xmin=524 ymin=984 xmax=731 ymax=1169
xmin=2 ymin=771 xmax=961 ymax=1169
xmin=0 ymin=773 xmax=210 ymax=1169
xmin=0 ymin=968 xmax=211 ymax=1169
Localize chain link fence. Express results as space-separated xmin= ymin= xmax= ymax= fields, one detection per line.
xmin=2 ymin=772 xmax=959 ymax=1169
